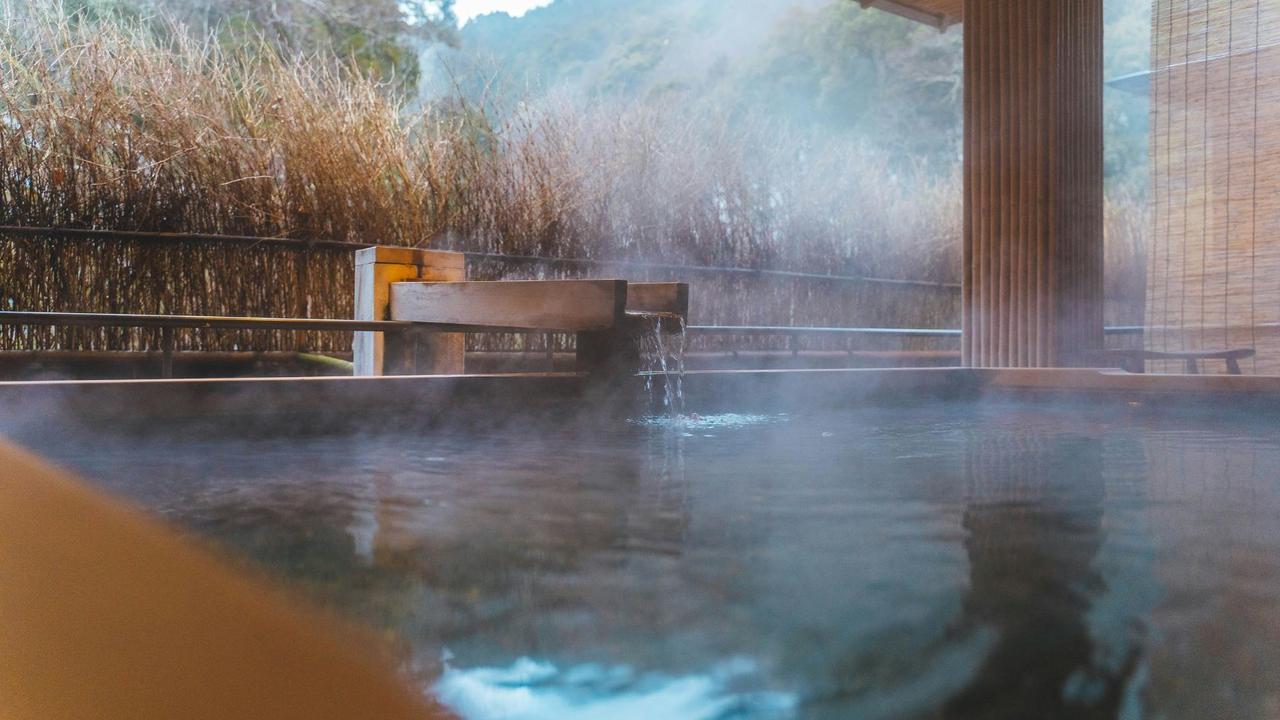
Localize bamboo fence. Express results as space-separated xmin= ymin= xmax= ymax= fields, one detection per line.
xmin=0 ymin=228 xmax=965 ymax=357
xmin=1147 ymin=0 xmax=1280 ymax=374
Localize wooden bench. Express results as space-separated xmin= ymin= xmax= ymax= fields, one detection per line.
xmin=1089 ymin=348 xmax=1256 ymax=375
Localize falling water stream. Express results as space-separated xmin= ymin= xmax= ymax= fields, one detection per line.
xmin=633 ymin=311 xmax=687 ymax=418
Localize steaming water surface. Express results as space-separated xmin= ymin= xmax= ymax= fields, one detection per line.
xmin=37 ymin=399 xmax=1280 ymax=719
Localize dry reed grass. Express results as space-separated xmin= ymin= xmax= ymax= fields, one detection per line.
xmin=0 ymin=4 xmax=459 ymax=243
xmin=0 ymin=4 xmax=960 ymax=268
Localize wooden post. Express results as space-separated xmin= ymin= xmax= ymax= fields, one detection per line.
xmin=962 ymin=0 xmax=1104 ymax=367
xmin=576 ymin=322 xmax=638 ymax=378
xmin=353 ymin=247 xmax=465 ymax=376
xmin=160 ymin=326 xmax=175 ymax=379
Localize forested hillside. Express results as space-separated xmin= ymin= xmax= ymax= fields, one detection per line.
xmin=446 ymin=0 xmax=1149 ymax=185
xmin=447 ymin=0 xmax=963 ymax=168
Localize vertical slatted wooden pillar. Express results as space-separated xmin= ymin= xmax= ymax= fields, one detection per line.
xmin=963 ymin=0 xmax=1104 ymax=367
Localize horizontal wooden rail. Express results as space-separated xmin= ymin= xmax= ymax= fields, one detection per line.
xmin=0 ymin=225 xmax=960 ymax=290
xmin=690 ymin=325 xmax=1145 ymax=338
xmin=0 ymin=312 xmax=1159 ymax=338
xmin=0 ymin=311 xmax=1155 ymax=380
xmin=0 ymin=311 xmax=407 ymax=333
xmin=468 ymin=252 xmax=961 ymax=290
xmin=0 ymin=311 xmax=599 ymax=377
xmin=689 ymin=325 xmax=962 ymax=337
xmin=0 ymin=311 xmax=577 ymax=335
xmin=0 ymin=225 xmax=370 ymax=252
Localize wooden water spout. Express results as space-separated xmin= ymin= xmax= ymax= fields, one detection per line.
xmin=625 ymin=282 xmax=690 ymax=318
xmin=355 ymin=247 xmax=689 ymax=378
xmin=391 ymin=279 xmax=628 ymax=332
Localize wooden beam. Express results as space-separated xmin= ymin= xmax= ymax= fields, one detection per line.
xmin=859 ymin=0 xmax=954 ymax=30
xmin=390 ymin=280 xmax=628 ymax=332
xmin=0 ymin=440 xmax=443 ymax=720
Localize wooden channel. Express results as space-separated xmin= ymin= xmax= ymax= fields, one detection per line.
xmin=390 ymin=279 xmax=628 ymax=333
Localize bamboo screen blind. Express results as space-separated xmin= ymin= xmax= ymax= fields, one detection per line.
xmin=1147 ymin=0 xmax=1280 ymax=373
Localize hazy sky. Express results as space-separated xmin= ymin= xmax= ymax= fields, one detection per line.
xmin=454 ymin=0 xmax=554 ymax=24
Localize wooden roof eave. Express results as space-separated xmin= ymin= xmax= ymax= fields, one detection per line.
xmin=857 ymin=0 xmax=962 ymax=31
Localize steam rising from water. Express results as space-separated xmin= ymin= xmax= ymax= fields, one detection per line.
xmin=433 ymin=656 xmax=797 ymax=720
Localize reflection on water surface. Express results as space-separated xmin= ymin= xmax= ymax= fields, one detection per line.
xmin=37 ymin=401 xmax=1280 ymax=719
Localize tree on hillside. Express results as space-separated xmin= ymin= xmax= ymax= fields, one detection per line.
xmin=452 ymin=0 xmax=962 ymax=168
xmin=730 ymin=2 xmax=961 ymax=167
xmin=66 ymin=0 xmax=457 ymax=90
xmin=451 ymin=0 xmax=1150 ymax=182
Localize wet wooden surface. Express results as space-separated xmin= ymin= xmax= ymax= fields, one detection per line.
xmin=391 ymin=279 xmax=627 ymax=332
xmin=0 ymin=441 xmax=445 ymax=720
xmin=625 ymin=282 xmax=690 ymax=317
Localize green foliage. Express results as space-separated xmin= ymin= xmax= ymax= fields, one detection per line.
xmin=731 ymin=3 xmax=961 ymax=165
xmin=63 ymin=0 xmax=458 ymax=92
xmin=452 ymin=0 xmax=963 ymax=168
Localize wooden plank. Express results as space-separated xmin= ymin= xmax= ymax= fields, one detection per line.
xmin=391 ymin=280 xmax=627 ymax=332
xmin=625 ymin=282 xmax=689 ymax=317
xmin=0 ymin=440 xmax=443 ymax=720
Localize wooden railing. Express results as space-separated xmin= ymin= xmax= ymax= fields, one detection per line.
xmin=0 ymin=310 xmax=1162 ymax=379
xmin=0 ymin=311 xmax=591 ymax=378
